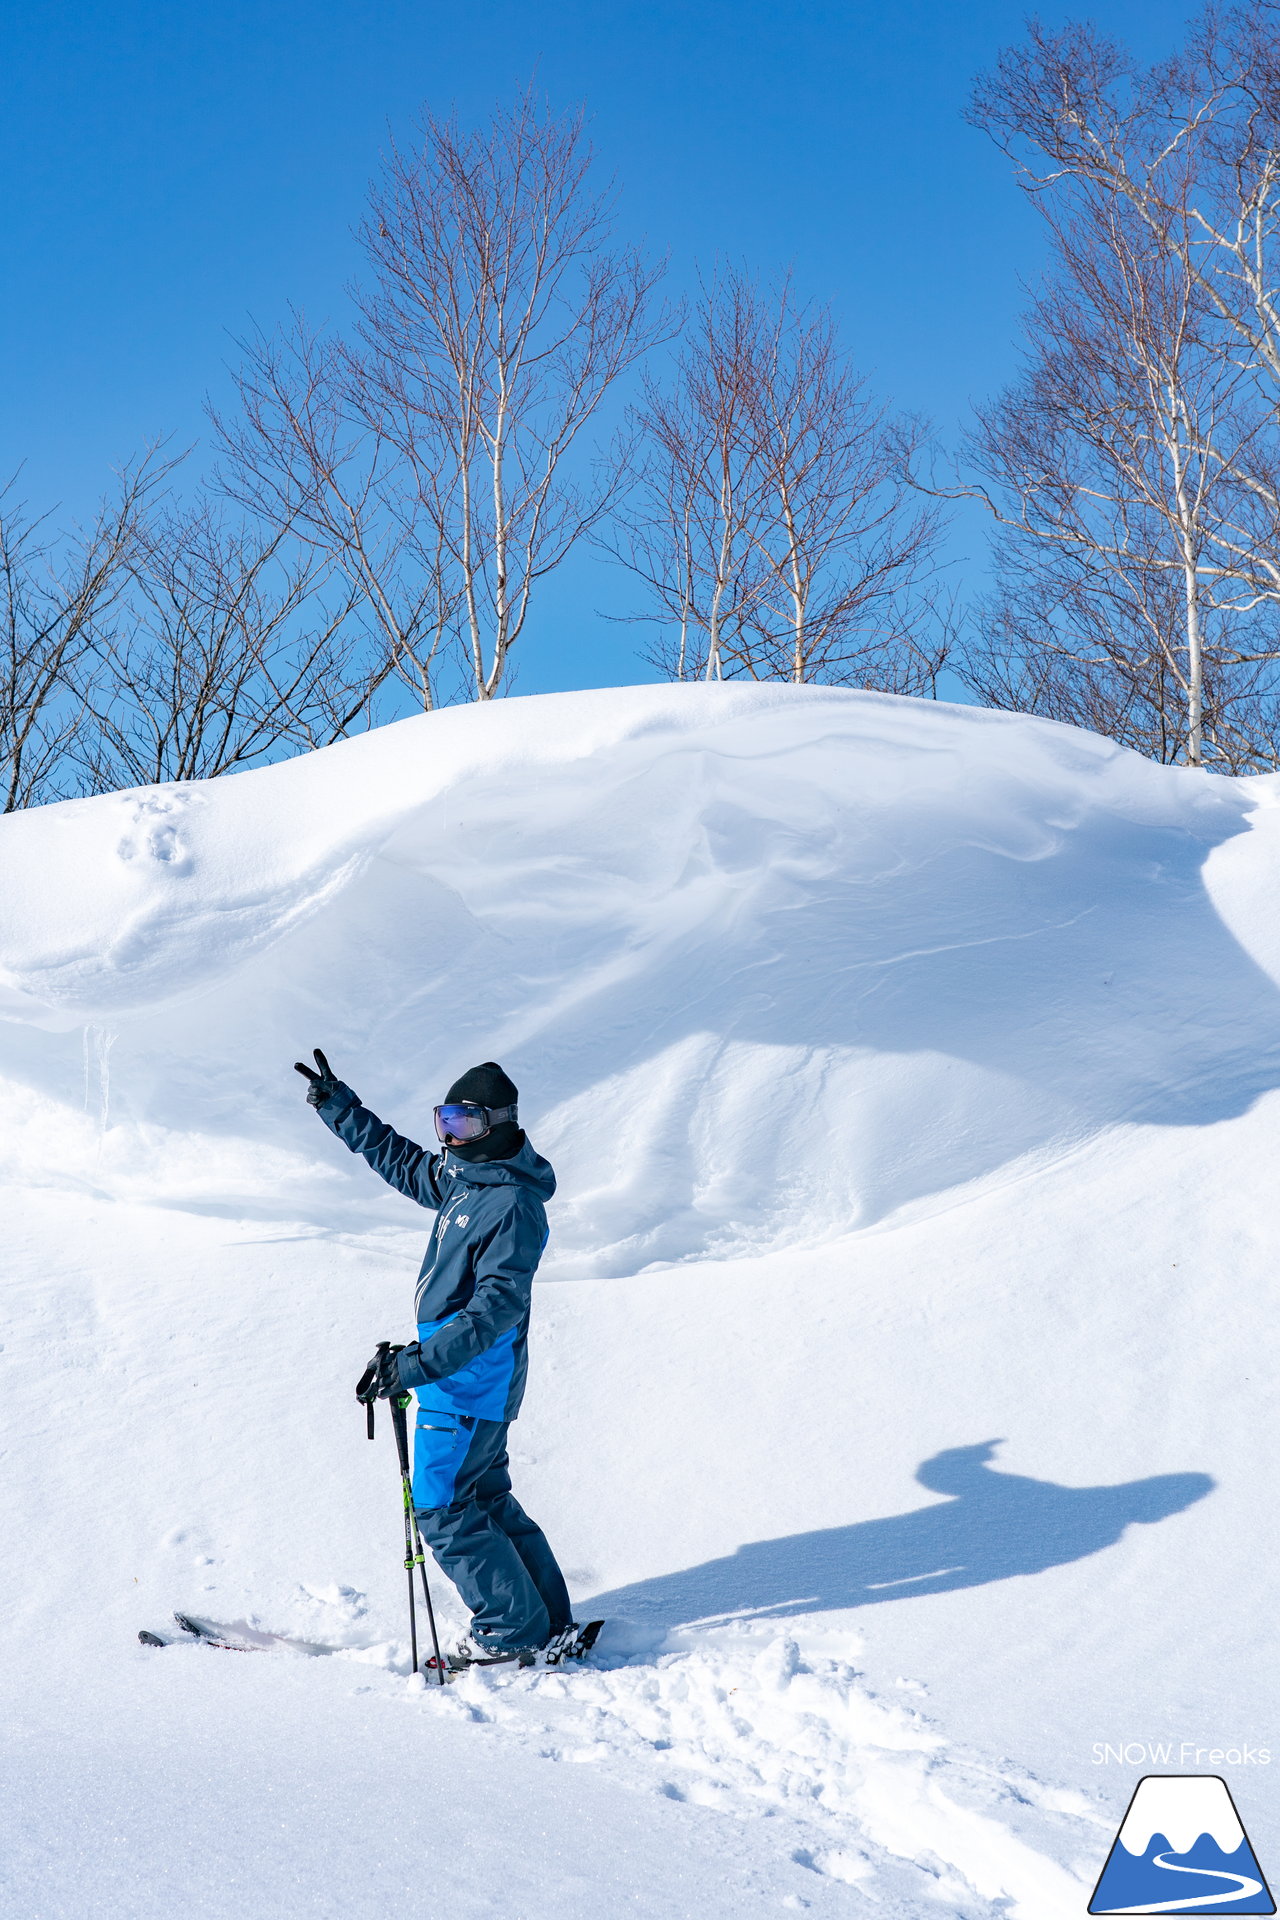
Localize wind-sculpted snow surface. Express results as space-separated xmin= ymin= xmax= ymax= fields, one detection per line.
xmin=3 ymin=685 xmax=1280 ymax=1917
xmin=2 ymin=684 xmax=1279 ymax=1266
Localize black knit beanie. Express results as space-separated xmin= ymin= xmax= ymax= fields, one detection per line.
xmin=443 ymin=1061 xmax=523 ymax=1162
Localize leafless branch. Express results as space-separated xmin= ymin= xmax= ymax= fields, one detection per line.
xmin=353 ymin=88 xmax=674 ymax=698
xmin=966 ymin=5 xmax=1280 ymax=766
xmin=611 ymin=267 xmax=950 ymax=690
xmin=0 ymin=452 xmax=170 ymax=811
xmin=220 ymin=90 xmax=672 ymax=708
xmin=76 ymin=501 xmax=379 ymax=788
xmin=215 ymin=315 xmax=458 ymax=712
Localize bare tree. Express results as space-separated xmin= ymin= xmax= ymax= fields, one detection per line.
xmin=743 ymin=281 xmax=949 ymax=689
xmin=612 ymin=274 xmax=773 ymax=680
xmin=967 ymin=9 xmax=1280 ymax=766
xmin=218 ymin=316 xmax=458 ymax=713
xmin=959 ymin=170 xmax=1278 ymax=765
xmin=222 ymin=90 xmax=669 ymax=705
xmin=76 ymin=502 xmax=376 ymax=789
xmin=359 ymin=90 xmax=671 ymax=699
xmin=960 ymin=553 xmax=1280 ymax=770
xmin=614 ymin=269 xmax=949 ymax=691
xmin=0 ymin=458 xmax=162 ymax=811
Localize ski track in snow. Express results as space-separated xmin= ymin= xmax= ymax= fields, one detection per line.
xmin=177 ymin=1605 xmax=1099 ymax=1916
xmin=147 ymin=1585 xmax=1101 ymax=1913
xmin=425 ymin=1624 xmax=1098 ymax=1917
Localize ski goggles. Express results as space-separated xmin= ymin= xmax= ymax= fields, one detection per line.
xmin=433 ymin=1101 xmax=517 ymax=1144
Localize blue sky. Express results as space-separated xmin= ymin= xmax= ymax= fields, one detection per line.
xmin=2 ymin=0 xmax=1180 ymax=697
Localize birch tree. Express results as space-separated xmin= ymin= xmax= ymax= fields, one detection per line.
xmin=226 ymin=92 xmax=668 ymax=705
xmin=961 ymin=176 xmax=1275 ymax=766
xmin=968 ymin=8 xmax=1280 ymax=767
xmin=743 ymin=279 xmax=947 ymax=688
xmin=615 ymin=269 xmax=948 ymax=690
xmin=613 ymin=274 xmax=772 ymax=680
xmin=356 ymin=91 xmax=668 ymax=698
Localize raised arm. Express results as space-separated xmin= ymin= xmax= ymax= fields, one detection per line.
xmin=295 ymin=1048 xmax=444 ymax=1209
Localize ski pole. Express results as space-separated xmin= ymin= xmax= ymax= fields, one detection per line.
xmin=389 ymin=1391 xmax=445 ymax=1686
xmin=355 ymin=1342 xmax=445 ymax=1685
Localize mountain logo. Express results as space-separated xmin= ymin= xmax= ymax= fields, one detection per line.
xmin=1089 ymin=1775 xmax=1274 ymax=1914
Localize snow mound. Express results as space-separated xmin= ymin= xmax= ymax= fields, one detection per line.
xmin=3 ymin=683 xmax=1278 ymax=1273
xmin=4 ymin=683 xmax=1280 ymax=1917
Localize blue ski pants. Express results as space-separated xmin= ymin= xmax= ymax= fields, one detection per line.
xmin=413 ymin=1408 xmax=572 ymax=1652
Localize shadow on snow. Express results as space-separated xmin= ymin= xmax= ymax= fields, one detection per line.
xmin=586 ymin=1440 xmax=1214 ymax=1626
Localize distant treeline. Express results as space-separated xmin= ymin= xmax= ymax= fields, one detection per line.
xmin=7 ymin=7 xmax=1280 ymax=808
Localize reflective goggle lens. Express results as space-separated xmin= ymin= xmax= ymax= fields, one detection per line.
xmin=434 ymin=1103 xmax=490 ymax=1143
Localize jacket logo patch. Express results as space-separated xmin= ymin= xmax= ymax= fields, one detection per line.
xmin=456 ymin=1214 xmax=470 ymax=1228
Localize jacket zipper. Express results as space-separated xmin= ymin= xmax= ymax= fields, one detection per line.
xmin=416 ymin=1190 xmax=470 ymax=1320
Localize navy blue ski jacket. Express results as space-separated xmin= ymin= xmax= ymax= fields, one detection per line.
xmin=316 ymin=1082 xmax=556 ymax=1422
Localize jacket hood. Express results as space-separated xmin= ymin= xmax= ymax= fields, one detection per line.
xmin=441 ymin=1137 xmax=556 ymax=1200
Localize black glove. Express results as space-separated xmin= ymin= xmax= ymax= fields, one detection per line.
xmin=356 ymin=1343 xmax=407 ymax=1405
xmin=374 ymin=1344 xmax=406 ymax=1399
xmin=294 ymin=1047 xmax=339 ymax=1108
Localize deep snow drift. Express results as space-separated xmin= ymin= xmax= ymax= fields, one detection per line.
xmin=2 ymin=683 xmax=1278 ymax=1919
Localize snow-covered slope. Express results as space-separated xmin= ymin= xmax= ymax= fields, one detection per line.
xmin=3 ymin=684 xmax=1278 ymax=1919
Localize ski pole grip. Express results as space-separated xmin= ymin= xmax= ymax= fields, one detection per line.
xmin=356 ymin=1341 xmax=392 ymax=1440
xmin=371 ymin=1339 xmax=390 ymax=1439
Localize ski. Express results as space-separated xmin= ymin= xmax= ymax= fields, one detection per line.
xmin=140 ymin=1613 xmax=605 ymax=1667
xmin=174 ymin=1612 xmax=274 ymax=1651
xmin=138 ymin=1627 xmax=261 ymax=1651
xmin=137 ymin=1613 xmax=268 ymax=1653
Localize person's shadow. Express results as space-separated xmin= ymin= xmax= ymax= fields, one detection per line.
xmin=587 ymin=1441 xmax=1214 ymax=1626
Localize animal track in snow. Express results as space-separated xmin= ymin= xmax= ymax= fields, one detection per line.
xmin=115 ymin=793 xmax=192 ymax=872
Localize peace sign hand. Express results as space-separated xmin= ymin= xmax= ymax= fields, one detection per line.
xmin=294 ymin=1047 xmax=339 ymax=1109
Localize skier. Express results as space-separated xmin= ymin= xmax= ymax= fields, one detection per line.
xmin=294 ymin=1049 xmax=574 ymax=1669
